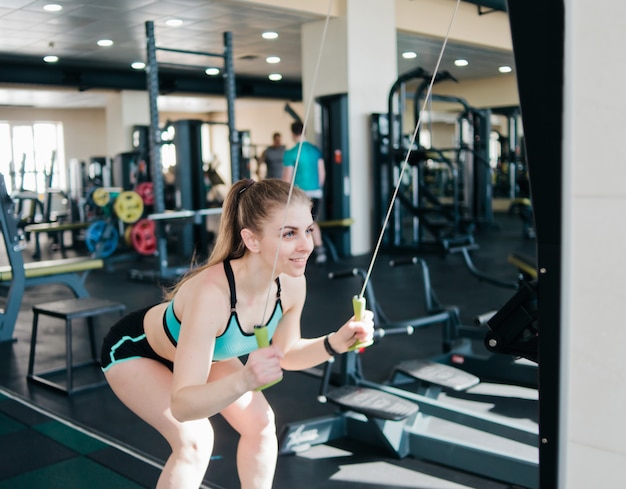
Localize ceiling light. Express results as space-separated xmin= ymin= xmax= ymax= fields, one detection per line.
xmin=266 ymin=56 xmax=280 ymax=64
xmin=262 ymin=31 xmax=278 ymax=40
xmin=454 ymin=59 xmax=469 ymax=67
xmin=499 ymin=65 xmax=512 ymax=73
xmin=131 ymin=61 xmax=146 ymax=70
xmin=166 ymin=19 xmax=183 ymax=27
xmin=97 ymin=39 xmax=114 ymax=47
xmin=43 ymin=55 xmax=59 ymax=63
xmin=43 ymin=4 xmax=62 ymax=12
xmin=205 ymin=67 xmax=220 ymax=76
xmin=402 ymin=51 xmax=417 ymax=59
xmin=268 ymin=73 xmax=282 ymax=81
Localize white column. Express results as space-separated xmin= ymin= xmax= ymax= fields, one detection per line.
xmin=301 ymin=0 xmax=397 ymax=255
xmin=562 ymin=0 xmax=626 ymax=487
xmin=105 ymin=91 xmax=150 ymax=157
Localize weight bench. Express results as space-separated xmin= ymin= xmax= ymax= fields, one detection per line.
xmin=24 ymin=220 xmax=90 ymax=259
xmin=28 ymin=297 xmax=125 ymax=395
xmin=0 ymin=173 xmax=104 ymax=343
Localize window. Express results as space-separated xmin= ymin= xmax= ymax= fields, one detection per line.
xmin=0 ymin=121 xmax=65 ymax=194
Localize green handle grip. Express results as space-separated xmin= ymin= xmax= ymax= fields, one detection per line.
xmin=348 ymin=295 xmax=373 ymax=351
xmin=253 ymin=325 xmax=282 ymax=391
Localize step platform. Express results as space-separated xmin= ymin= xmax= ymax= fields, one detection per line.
xmin=325 ymin=385 xmax=419 ymax=421
xmin=391 ymin=359 xmax=480 ymax=392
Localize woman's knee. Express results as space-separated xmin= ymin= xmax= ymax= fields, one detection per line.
xmin=239 ymin=401 xmax=277 ymax=438
xmin=170 ymin=419 xmax=215 ymax=463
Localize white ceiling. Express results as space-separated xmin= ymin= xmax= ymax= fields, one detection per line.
xmin=0 ymin=0 xmax=515 ymax=111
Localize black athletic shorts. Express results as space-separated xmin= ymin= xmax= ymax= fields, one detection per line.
xmin=100 ymin=305 xmax=174 ymax=372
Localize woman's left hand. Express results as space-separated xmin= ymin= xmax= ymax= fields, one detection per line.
xmin=329 ymin=309 xmax=375 ymax=354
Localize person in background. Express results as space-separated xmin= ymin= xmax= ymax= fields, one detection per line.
xmin=282 ymin=121 xmax=327 ymax=264
xmin=101 ymin=178 xmax=374 ymax=489
xmin=258 ymin=132 xmax=285 ymax=180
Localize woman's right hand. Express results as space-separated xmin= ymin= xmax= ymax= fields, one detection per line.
xmin=245 ymin=345 xmax=284 ymax=391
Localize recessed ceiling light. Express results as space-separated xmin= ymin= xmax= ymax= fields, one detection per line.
xmin=97 ymin=39 xmax=114 ymax=47
xmin=402 ymin=51 xmax=417 ymax=59
xmin=205 ymin=67 xmax=220 ymax=76
xmin=454 ymin=59 xmax=469 ymax=67
xmin=499 ymin=65 xmax=512 ymax=73
xmin=131 ymin=61 xmax=146 ymax=70
xmin=262 ymin=31 xmax=278 ymax=40
xmin=166 ymin=19 xmax=184 ymax=27
xmin=266 ymin=56 xmax=280 ymax=64
xmin=268 ymin=73 xmax=282 ymax=81
xmin=43 ymin=4 xmax=62 ymax=12
xmin=43 ymin=55 xmax=59 ymax=63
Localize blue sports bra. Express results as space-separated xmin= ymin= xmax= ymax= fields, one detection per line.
xmin=163 ymin=260 xmax=282 ymax=361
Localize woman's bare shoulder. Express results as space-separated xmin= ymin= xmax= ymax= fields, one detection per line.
xmin=176 ymin=263 xmax=229 ymax=310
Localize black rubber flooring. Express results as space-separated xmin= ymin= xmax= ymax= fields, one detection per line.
xmin=0 ymin=212 xmax=538 ymax=489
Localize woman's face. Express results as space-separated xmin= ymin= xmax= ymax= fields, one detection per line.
xmin=258 ymin=201 xmax=314 ymax=275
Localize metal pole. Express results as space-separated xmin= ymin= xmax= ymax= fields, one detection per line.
xmin=145 ymin=21 xmax=169 ymax=275
xmin=223 ymin=32 xmax=240 ymax=182
xmin=145 ymin=21 xmax=164 ymax=215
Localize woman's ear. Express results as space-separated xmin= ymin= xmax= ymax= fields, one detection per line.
xmin=241 ymin=228 xmax=260 ymax=253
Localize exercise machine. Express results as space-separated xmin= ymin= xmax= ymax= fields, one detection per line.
xmin=0 ymin=173 xmax=103 ymax=342
xmin=279 ymin=266 xmax=538 ymax=489
xmin=139 ymin=21 xmax=237 ymax=281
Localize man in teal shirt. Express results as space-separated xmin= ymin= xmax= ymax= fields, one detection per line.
xmin=282 ymin=121 xmax=327 ymax=264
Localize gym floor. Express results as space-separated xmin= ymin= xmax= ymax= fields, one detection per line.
xmin=0 ymin=211 xmax=538 ymax=489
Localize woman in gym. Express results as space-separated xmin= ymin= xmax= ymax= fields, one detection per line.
xmin=100 ymin=178 xmax=374 ymax=489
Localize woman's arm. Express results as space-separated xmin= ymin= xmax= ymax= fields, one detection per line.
xmin=169 ymin=276 xmax=282 ymax=422
xmin=272 ymin=275 xmax=374 ymax=371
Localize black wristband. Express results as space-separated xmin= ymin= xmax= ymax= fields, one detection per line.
xmin=324 ymin=334 xmax=338 ymax=356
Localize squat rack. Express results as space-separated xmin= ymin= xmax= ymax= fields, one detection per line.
xmin=143 ymin=21 xmax=238 ymax=280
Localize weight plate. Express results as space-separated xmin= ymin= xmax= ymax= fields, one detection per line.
xmin=113 ymin=191 xmax=144 ymax=223
xmin=135 ymin=182 xmax=155 ymax=206
xmin=91 ymin=187 xmax=111 ymax=207
xmin=85 ymin=220 xmax=119 ymax=258
xmin=130 ymin=218 xmax=157 ymax=256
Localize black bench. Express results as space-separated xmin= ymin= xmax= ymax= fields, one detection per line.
xmin=28 ymin=297 xmax=126 ymax=395
xmin=24 ymin=220 xmax=90 ymax=259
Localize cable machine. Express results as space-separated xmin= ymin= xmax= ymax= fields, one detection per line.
xmin=139 ymin=21 xmax=238 ymax=281
xmin=373 ymin=67 xmax=497 ymax=254
xmin=413 ymin=82 xmax=494 ymax=232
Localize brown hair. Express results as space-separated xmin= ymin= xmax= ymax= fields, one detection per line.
xmin=164 ymin=178 xmax=311 ymax=299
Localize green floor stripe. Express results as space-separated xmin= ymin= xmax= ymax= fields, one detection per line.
xmin=34 ymin=420 xmax=107 ymax=454
xmin=0 ymin=457 xmax=144 ymax=489
xmin=0 ymin=411 xmax=26 ymax=436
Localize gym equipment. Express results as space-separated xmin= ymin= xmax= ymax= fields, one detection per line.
xmin=135 ymin=182 xmax=154 ymax=206
xmin=452 ymin=244 xmax=519 ymax=289
xmin=28 ymin=297 xmax=126 ymax=395
xmin=113 ymin=190 xmax=144 ymax=224
xmin=484 ymin=278 xmax=538 ymax=363
xmin=25 ymin=220 xmax=90 ymax=260
xmin=139 ymin=22 xmax=238 ymax=281
xmin=128 ymin=208 xmax=222 ymax=281
xmin=130 ymin=219 xmax=157 ymax=256
xmin=253 ymin=325 xmax=282 ymax=391
xmin=279 ymin=267 xmax=539 ymax=489
xmin=0 ymin=173 xmax=104 ymax=343
xmin=387 ymin=255 xmax=538 ymax=388
xmin=90 ymin=187 xmax=112 ymax=207
xmin=372 ymin=69 xmax=472 ymax=253
xmin=84 ymin=220 xmax=119 ymax=258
